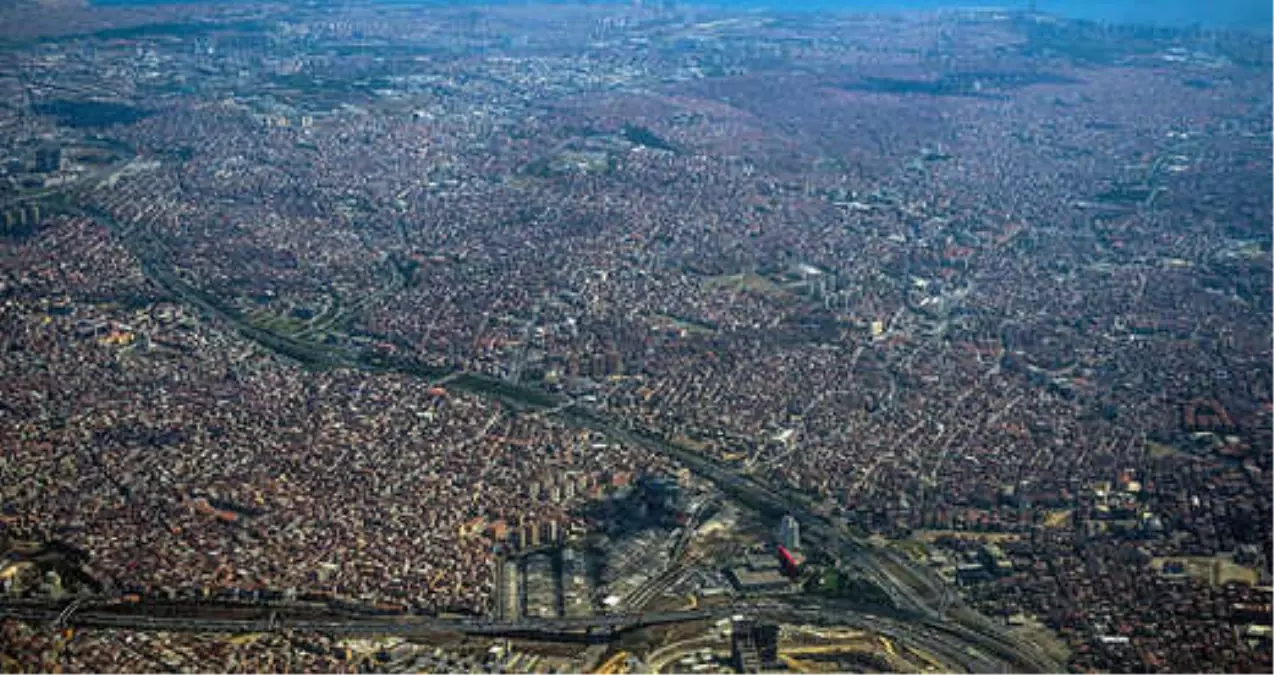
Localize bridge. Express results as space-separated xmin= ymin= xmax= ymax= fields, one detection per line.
xmin=0 ymin=598 xmax=1034 ymax=672
xmin=0 ymin=600 xmax=715 ymax=639
xmin=39 ymin=180 xmax=1064 ymax=675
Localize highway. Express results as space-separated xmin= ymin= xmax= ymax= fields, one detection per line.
xmin=1 ymin=599 xmax=1022 ymax=672
xmin=0 ymin=600 xmax=712 ymax=636
xmin=559 ymin=407 xmax=1062 ymax=673
xmin=37 ymin=155 xmax=1063 ymax=673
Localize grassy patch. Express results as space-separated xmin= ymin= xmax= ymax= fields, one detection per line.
xmin=651 ymin=313 xmax=716 ymax=335
xmin=621 ymin=124 xmax=678 ymax=153
xmin=892 ymin=539 xmax=929 ymax=562
xmin=806 ymin=568 xmax=896 ymax=608
xmin=1147 ymin=441 xmax=1193 ymax=461
xmin=1041 ymin=510 xmax=1072 ymax=528
xmin=1152 ymin=556 xmax=1262 ymax=586
xmin=1008 ymin=621 xmax=1071 ymax=665
xmin=671 ymin=434 xmax=712 ymax=452
xmin=247 ymin=309 xmax=308 ymax=336
xmin=911 ymin=530 xmax=1023 ymax=544
xmin=702 ymin=272 xmax=787 ymax=297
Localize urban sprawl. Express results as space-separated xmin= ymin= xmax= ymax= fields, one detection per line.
xmin=0 ymin=1 xmax=1270 ymax=673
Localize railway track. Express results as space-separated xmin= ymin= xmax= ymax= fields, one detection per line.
xmin=29 ymin=151 xmax=1064 ymax=674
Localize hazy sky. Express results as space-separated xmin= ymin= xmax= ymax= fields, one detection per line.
xmin=85 ymin=1 xmax=1274 ymax=32
xmin=710 ymin=0 xmax=1272 ymax=32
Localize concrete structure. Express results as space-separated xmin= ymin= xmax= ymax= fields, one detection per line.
xmin=35 ymin=145 xmax=62 ymax=174
xmin=730 ymin=619 xmax=761 ymax=674
xmin=779 ymin=514 xmax=800 ymax=551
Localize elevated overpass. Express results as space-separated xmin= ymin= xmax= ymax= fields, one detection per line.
xmin=1 ymin=599 xmax=1028 ymax=672
xmin=64 ymin=184 xmax=1062 ymax=674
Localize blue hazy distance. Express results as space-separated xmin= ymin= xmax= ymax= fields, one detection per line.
xmin=724 ymin=1 xmax=1271 ymax=32
xmin=86 ymin=1 xmax=1274 ymax=33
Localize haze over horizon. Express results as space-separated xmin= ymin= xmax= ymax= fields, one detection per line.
xmin=726 ymin=0 xmax=1271 ymax=31
xmin=0 ymin=0 xmax=1269 ymax=672
xmin=82 ymin=0 xmax=1274 ymax=32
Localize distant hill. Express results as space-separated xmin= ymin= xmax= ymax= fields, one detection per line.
xmin=0 ymin=0 xmax=88 ymax=8
xmin=0 ymin=0 xmax=187 ymax=42
xmin=728 ymin=1 xmax=1271 ymax=33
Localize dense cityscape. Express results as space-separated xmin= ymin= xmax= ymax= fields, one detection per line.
xmin=0 ymin=0 xmax=1270 ymax=673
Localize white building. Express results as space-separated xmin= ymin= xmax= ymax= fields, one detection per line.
xmin=778 ymin=515 xmax=800 ymax=551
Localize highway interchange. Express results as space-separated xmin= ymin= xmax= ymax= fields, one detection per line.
xmin=1 ymin=597 xmax=1041 ymax=673
xmin=1 ymin=360 xmax=1065 ymax=674
xmin=3 ymin=152 xmax=1065 ymax=673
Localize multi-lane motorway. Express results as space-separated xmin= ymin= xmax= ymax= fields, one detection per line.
xmin=2 ymin=400 xmax=1060 ymax=674
xmin=11 ymin=161 xmax=1066 ymax=673
xmin=559 ymin=409 xmax=1062 ymax=673
xmin=0 ymin=598 xmax=1026 ymax=672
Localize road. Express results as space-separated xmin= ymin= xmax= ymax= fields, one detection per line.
xmin=1 ymin=599 xmax=1020 ymax=672
xmin=558 ymin=403 xmax=1060 ymax=672
xmin=25 ymin=144 xmax=1063 ymax=673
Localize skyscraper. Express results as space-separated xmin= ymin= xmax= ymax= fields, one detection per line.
xmin=35 ymin=145 xmax=62 ymax=174
xmin=779 ymin=514 xmax=800 ymax=551
xmin=730 ymin=619 xmax=760 ymax=674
